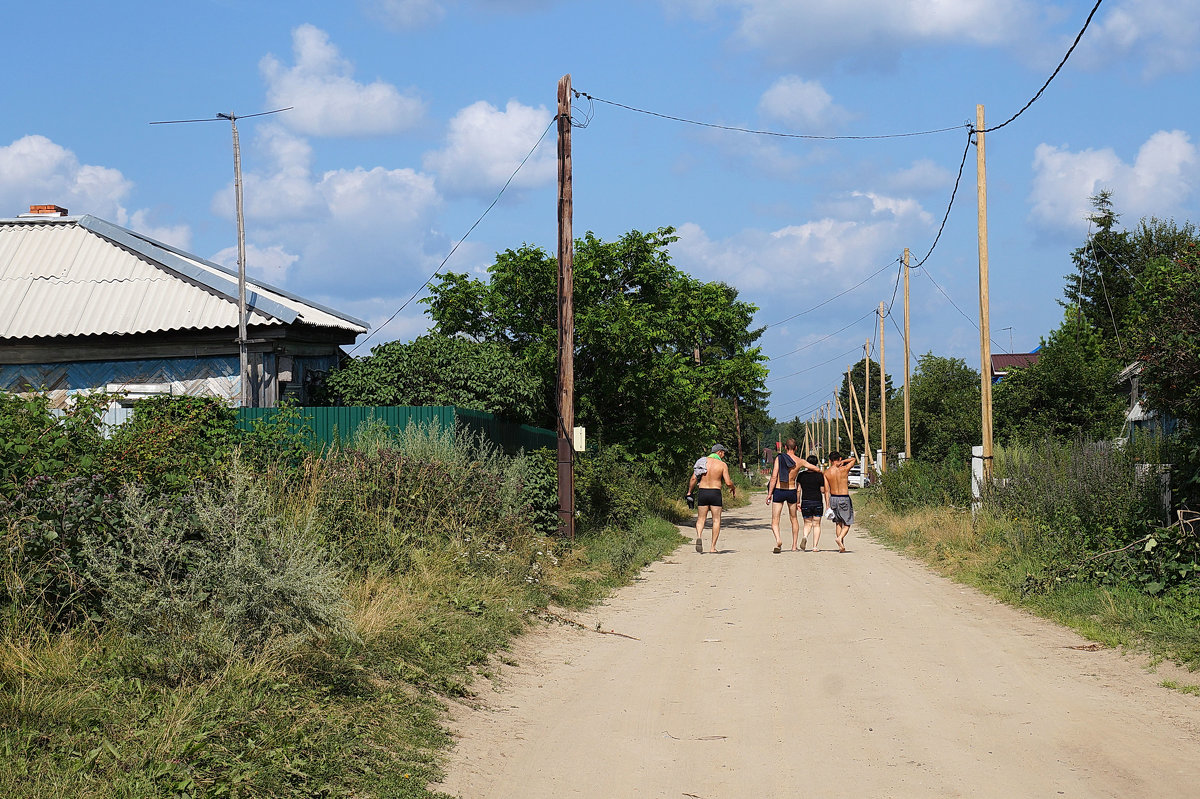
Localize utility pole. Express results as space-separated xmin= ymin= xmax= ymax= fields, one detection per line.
xmin=976 ymin=105 xmax=994 ymax=481
xmin=834 ymin=391 xmax=842 ymax=451
xmin=846 ymin=365 xmax=854 ymax=456
xmin=879 ymin=301 xmax=887 ymax=474
xmin=216 ymin=114 xmax=250 ymax=407
xmin=557 ymin=75 xmax=575 ymax=538
xmin=903 ymin=247 xmax=912 ymax=463
xmin=864 ymin=340 xmax=871 ymax=468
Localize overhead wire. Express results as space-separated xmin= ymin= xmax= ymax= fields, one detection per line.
xmin=765 ymin=259 xmax=898 ymax=329
xmin=349 ymin=115 xmax=559 ymax=355
xmin=767 ymin=309 xmax=876 ymax=362
xmin=980 ymin=0 xmax=1105 ymax=134
xmin=767 ymin=344 xmax=861 ymax=383
xmin=573 ymin=90 xmax=968 ymax=140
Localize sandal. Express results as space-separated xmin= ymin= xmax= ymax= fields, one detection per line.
xmin=772 ymin=543 xmax=781 ymax=554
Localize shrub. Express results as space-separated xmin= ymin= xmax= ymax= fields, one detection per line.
xmin=867 ymin=458 xmax=972 ymax=513
xmin=100 ymin=395 xmax=237 ymax=494
xmin=0 ymin=392 xmax=110 ymax=498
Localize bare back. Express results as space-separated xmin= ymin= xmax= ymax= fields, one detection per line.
xmin=698 ymin=457 xmax=731 ymax=490
xmin=824 ymin=459 xmax=855 ymax=494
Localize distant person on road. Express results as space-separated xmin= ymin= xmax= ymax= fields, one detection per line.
xmin=765 ymin=438 xmax=802 ymax=553
xmin=794 ymin=451 xmax=828 ymax=551
xmin=689 ymin=444 xmax=735 ymax=553
xmin=822 ymin=452 xmax=858 ymax=552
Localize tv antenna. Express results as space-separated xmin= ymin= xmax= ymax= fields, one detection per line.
xmin=999 ymin=326 xmax=1013 ymax=354
xmin=151 ymin=107 xmax=292 ymax=407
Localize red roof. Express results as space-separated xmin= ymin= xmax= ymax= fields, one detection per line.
xmin=992 ymin=353 xmax=1040 ymax=372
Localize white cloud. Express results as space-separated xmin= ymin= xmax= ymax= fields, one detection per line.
xmin=260 ymin=24 xmax=425 ymax=137
xmin=1078 ymin=0 xmax=1200 ymax=77
xmin=211 ymin=242 xmax=300 ymax=283
xmin=0 ymin=135 xmax=132 ymax=220
xmin=422 ymin=100 xmax=556 ymax=197
xmin=211 ymin=124 xmax=445 ymax=299
xmin=1029 ymin=130 xmax=1198 ymax=233
xmin=759 ymin=76 xmax=853 ymax=131
xmin=883 ymin=159 xmax=955 ymax=194
xmin=126 ymin=209 xmax=191 ymax=251
xmin=367 ymin=0 xmax=446 ymax=30
xmin=668 ymin=0 xmax=1039 ymax=67
xmin=670 ymin=190 xmax=927 ymax=295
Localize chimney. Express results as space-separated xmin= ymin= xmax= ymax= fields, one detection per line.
xmin=19 ymin=204 xmax=69 ymax=217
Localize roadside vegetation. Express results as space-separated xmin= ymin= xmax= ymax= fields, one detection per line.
xmin=0 ymin=393 xmax=689 ymax=798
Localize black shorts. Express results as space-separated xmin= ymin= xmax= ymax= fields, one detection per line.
xmin=696 ymin=488 xmax=723 ymax=508
xmin=771 ymin=488 xmax=798 ymax=505
xmin=800 ymin=499 xmax=824 ymax=518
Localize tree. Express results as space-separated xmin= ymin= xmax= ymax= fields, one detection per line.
xmin=906 ymin=354 xmax=980 ymax=463
xmin=423 ymin=228 xmax=769 ymax=478
xmin=1133 ymin=243 xmax=1200 ymax=428
xmin=993 ymin=309 xmax=1125 ymax=443
xmin=838 ymin=356 xmax=894 ymax=458
xmin=322 ymin=334 xmax=542 ymax=422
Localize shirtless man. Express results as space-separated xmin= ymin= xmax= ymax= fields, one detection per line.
xmin=688 ymin=444 xmax=736 ymax=553
xmin=765 ymin=438 xmax=802 ymax=553
xmin=822 ymin=451 xmax=858 ymax=552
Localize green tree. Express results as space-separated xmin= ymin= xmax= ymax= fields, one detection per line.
xmin=993 ymin=309 xmax=1124 ymax=443
xmin=838 ymin=356 xmax=893 ymax=457
xmin=423 ymin=228 xmax=769 ymax=478
xmin=906 ymin=354 xmax=980 ymax=463
xmin=322 ymin=334 xmax=542 ymax=422
xmin=1134 ymin=242 xmax=1200 ymax=427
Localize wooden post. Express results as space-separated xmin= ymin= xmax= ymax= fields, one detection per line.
xmin=734 ymin=395 xmax=744 ymax=468
xmin=834 ymin=393 xmax=853 ymax=450
xmin=850 ymin=381 xmax=870 ymax=464
xmin=556 ymin=75 xmax=575 ymax=538
xmin=845 ymin=365 xmax=854 ymax=456
xmin=903 ymin=247 xmax=912 ymax=463
xmin=976 ymin=105 xmax=994 ymax=481
xmin=878 ymin=302 xmax=887 ymax=473
xmin=864 ymin=340 xmax=871 ymax=467
xmin=222 ymin=114 xmax=249 ymax=408
xmin=834 ymin=392 xmax=842 ymax=451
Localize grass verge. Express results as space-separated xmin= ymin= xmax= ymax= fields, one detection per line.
xmin=857 ymin=493 xmax=1200 ymax=673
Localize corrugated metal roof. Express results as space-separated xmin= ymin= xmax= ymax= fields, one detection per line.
xmin=0 ymin=216 xmax=368 ymax=340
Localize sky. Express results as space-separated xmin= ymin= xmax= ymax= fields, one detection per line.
xmin=4 ymin=0 xmax=1199 ymax=424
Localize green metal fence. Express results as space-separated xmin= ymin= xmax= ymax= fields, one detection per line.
xmin=235 ymin=406 xmax=555 ymax=455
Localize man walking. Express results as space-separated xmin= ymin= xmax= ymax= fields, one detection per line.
xmin=765 ymin=438 xmax=801 ymax=553
xmin=822 ymin=452 xmax=858 ymax=552
xmin=688 ymin=444 xmax=736 ymax=553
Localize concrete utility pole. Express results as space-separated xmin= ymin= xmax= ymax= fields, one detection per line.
xmin=903 ymin=247 xmax=912 ymax=463
xmin=217 ymin=113 xmax=249 ymax=407
xmin=557 ymin=75 xmax=575 ymax=538
xmin=975 ymin=105 xmax=995 ymax=481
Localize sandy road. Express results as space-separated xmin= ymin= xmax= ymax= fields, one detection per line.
xmin=437 ymin=496 xmax=1200 ymax=798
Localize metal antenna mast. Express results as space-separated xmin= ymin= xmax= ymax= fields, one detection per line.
xmin=150 ymin=107 xmax=292 ymax=407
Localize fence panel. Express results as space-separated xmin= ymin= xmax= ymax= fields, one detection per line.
xmin=235 ymin=406 xmax=553 ymax=455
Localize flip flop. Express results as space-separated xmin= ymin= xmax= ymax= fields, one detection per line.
xmin=696 ymin=537 xmax=703 ymax=553
xmin=773 ymin=544 xmax=781 ymax=554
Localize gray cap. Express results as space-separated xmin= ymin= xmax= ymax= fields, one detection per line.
xmin=711 ymin=443 xmax=727 ymax=453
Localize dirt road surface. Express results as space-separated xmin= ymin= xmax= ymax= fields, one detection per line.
xmin=437 ymin=496 xmax=1200 ymax=798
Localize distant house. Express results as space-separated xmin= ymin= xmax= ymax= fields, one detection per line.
xmin=1116 ymin=361 xmax=1176 ymax=444
xmin=991 ymin=347 xmax=1041 ymax=383
xmin=0 ymin=206 xmax=368 ymax=408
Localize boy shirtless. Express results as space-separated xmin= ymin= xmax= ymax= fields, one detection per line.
xmin=688 ymin=444 xmax=736 ymax=553
xmin=765 ymin=438 xmax=802 ymax=552
xmin=822 ymin=452 xmax=858 ymax=552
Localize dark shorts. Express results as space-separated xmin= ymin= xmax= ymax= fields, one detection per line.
xmin=800 ymin=499 xmax=824 ymax=518
xmin=771 ymin=487 xmax=798 ymax=505
xmin=696 ymin=488 xmax=723 ymax=508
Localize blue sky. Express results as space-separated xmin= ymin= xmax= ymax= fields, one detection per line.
xmin=4 ymin=1 xmax=1198 ymax=422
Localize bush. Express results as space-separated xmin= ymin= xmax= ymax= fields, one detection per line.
xmin=100 ymin=395 xmax=237 ymax=494
xmin=866 ymin=459 xmax=972 ymax=513
xmin=0 ymin=392 xmax=110 ymax=498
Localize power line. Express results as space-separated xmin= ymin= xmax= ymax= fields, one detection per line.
xmin=919 ymin=267 xmax=1004 ymax=352
xmin=767 ymin=309 xmax=876 ymax=362
xmin=913 ymin=130 xmax=973 ymax=270
xmin=981 ymin=0 xmax=1105 ymax=134
xmin=573 ymin=90 xmax=968 ymax=141
xmin=765 ymin=259 xmax=898 ymax=329
xmin=772 ymin=383 xmax=834 ymax=411
xmin=349 ymin=115 xmax=558 ymax=355
xmin=768 ymin=344 xmax=861 ymax=384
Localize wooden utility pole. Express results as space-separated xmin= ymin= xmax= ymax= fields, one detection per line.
xmin=834 ymin=391 xmax=842 ymax=451
xmin=976 ymin=105 xmax=994 ymax=481
xmin=864 ymin=340 xmax=871 ymax=466
xmin=850 ymin=381 xmax=870 ymax=464
xmin=556 ymin=75 xmax=575 ymax=538
xmin=734 ymin=396 xmax=744 ymax=468
xmin=846 ymin=365 xmax=854 ymax=455
xmin=878 ymin=302 xmax=887 ymax=473
xmin=903 ymin=247 xmax=912 ymax=463
xmin=218 ymin=113 xmax=250 ymax=407
xmin=834 ymin=393 xmax=853 ymax=450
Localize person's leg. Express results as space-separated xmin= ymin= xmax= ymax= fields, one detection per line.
xmin=788 ymin=503 xmax=801 ymax=550
xmin=808 ymin=516 xmax=821 ymax=551
xmin=710 ymin=505 xmax=723 ymax=552
xmin=836 ymin=523 xmax=849 ymax=552
xmin=770 ymin=501 xmax=784 ymax=550
xmin=695 ymin=506 xmax=709 ymax=552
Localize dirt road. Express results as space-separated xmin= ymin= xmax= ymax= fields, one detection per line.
xmin=438 ymin=496 xmax=1200 ymax=798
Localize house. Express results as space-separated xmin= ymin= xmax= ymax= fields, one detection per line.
xmin=991 ymin=348 xmax=1041 ymax=383
xmin=0 ymin=206 xmax=368 ymax=408
xmin=1116 ymin=361 xmax=1176 ymax=444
